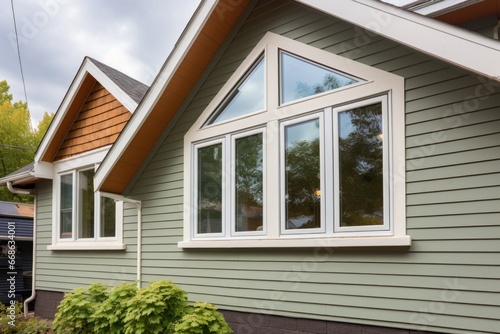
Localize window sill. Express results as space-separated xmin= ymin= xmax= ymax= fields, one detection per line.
xmin=47 ymin=243 xmax=126 ymax=251
xmin=178 ymin=235 xmax=411 ymax=249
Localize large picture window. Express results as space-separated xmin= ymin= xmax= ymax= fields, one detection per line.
xmin=182 ymin=33 xmax=408 ymax=248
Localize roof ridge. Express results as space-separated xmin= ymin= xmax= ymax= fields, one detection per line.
xmin=87 ymin=57 xmax=150 ymax=104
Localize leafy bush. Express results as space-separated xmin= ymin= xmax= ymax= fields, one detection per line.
xmin=174 ymin=302 xmax=232 ymax=334
xmin=0 ymin=301 xmax=53 ymax=334
xmin=92 ymin=282 xmax=137 ymax=334
xmin=123 ymin=280 xmax=188 ymax=334
xmin=52 ymin=283 xmax=108 ymax=334
xmin=53 ymin=280 xmax=232 ymax=334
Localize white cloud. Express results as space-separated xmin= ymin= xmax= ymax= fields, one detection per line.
xmin=0 ymin=0 xmax=200 ymax=127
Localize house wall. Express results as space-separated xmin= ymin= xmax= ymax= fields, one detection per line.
xmin=34 ymin=180 xmax=137 ymax=294
xmin=124 ymin=1 xmax=500 ymax=334
xmin=55 ymin=82 xmax=131 ymax=160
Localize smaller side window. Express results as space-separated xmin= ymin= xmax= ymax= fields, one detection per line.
xmin=195 ymin=140 xmax=224 ymax=236
xmin=59 ymin=173 xmax=73 ymax=239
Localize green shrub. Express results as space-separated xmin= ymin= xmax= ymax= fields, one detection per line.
xmin=92 ymin=282 xmax=138 ymax=334
xmin=173 ymin=302 xmax=232 ymax=334
xmin=52 ymin=280 xmax=232 ymax=334
xmin=52 ymin=283 xmax=108 ymax=334
xmin=0 ymin=301 xmax=53 ymax=334
xmin=123 ymin=280 xmax=188 ymax=334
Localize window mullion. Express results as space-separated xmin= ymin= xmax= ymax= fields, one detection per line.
xmin=267 ymin=120 xmax=280 ymax=238
xmin=324 ymin=107 xmax=334 ymax=235
xmin=224 ymin=135 xmax=231 ymax=237
xmin=332 ymin=108 xmax=341 ymax=234
xmin=72 ymin=170 xmax=77 ymax=241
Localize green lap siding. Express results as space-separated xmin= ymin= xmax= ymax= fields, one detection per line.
xmin=36 ymin=0 xmax=500 ymax=333
xmin=35 ymin=180 xmax=137 ymax=291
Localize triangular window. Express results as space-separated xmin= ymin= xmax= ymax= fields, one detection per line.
xmin=206 ymin=56 xmax=265 ymax=125
xmin=280 ymin=51 xmax=359 ymax=104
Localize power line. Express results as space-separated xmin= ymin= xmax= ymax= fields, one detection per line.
xmin=0 ymin=144 xmax=36 ymax=151
xmin=10 ymin=0 xmax=30 ymax=109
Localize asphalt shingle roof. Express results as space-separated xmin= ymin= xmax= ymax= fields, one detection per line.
xmin=88 ymin=57 xmax=149 ymax=104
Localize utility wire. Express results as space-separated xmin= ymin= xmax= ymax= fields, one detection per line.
xmin=10 ymin=0 xmax=30 ymax=110
xmin=0 ymin=143 xmax=36 ymax=150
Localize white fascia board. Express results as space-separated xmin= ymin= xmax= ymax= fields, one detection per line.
xmin=34 ymin=58 xmax=138 ymax=164
xmin=0 ymin=172 xmax=34 ymax=186
xmin=85 ymin=60 xmax=138 ymax=114
xmin=297 ymin=0 xmax=500 ymax=81
xmin=34 ymin=62 xmax=89 ymax=163
xmin=94 ymin=0 xmax=217 ymax=192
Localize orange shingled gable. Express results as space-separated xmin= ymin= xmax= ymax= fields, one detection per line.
xmin=100 ymin=0 xmax=249 ymax=194
xmin=54 ymin=82 xmax=131 ymax=160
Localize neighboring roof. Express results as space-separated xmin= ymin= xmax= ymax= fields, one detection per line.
xmin=95 ymin=0 xmax=500 ymax=194
xmin=0 ymin=201 xmax=34 ymax=218
xmin=89 ymin=57 xmax=149 ymax=104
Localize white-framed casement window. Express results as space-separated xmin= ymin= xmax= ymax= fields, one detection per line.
xmin=180 ymin=32 xmax=410 ymax=248
xmin=48 ymin=147 xmax=125 ymax=250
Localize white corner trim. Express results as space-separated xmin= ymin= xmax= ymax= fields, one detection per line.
xmin=298 ymin=0 xmax=500 ymax=81
xmin=47 ymin=243 xmax=126 ymax=251
xmin=94 ymin=0 xmax=217 ymax=192
xmin=178 ymin=235 xmax=411 ymax=248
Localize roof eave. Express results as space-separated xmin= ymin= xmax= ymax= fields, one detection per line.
xmin=299 ymin=0 xmax=500 ymax=81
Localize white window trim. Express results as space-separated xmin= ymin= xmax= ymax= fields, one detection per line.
xmin=48 ymin=146 xmax=125 ymax=251
xmin=180 ymin=32 xmax=409 ymax=248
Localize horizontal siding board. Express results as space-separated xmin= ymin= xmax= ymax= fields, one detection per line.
xmin=407 ymin=186 xmax=500 ymax=205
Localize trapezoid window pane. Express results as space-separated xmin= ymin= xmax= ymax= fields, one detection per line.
xmin=207 ymin=57 xmax=265 ymax=125
xmin=280 ymin=51 xmax=359 ymax=104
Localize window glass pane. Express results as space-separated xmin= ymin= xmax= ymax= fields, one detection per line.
xmin=280 ymin=52 xmax=358 ymax=104
xmin=78 ymin=169 xmax=95 ymax=238
xmin=60 ymin=174 xmax=73 ymax=238
xmin=284 ymin=119 xmax=321 ymax=230
xmin=339 ymin=103 xmax=384 ymax=227
xmin=197 ymin=144 xmax=223 ymax=233
xmin=235 ymin=133 xmax=263 ymax=232
xmin=208 ymin=57 xmax=265 ymax=125
xmin=100 ymin=197 xmax=116 ymax=238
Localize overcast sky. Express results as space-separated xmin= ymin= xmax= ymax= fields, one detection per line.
xmin=0 ymin=0 xmax=200 ymax=127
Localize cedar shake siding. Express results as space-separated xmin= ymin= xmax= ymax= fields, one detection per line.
xmin=55 ymin=82 xmax=131 ymax=160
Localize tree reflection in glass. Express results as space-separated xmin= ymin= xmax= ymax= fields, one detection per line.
xmin=339 ymin=103 xmax=384 ymax=227
xmin=197 ymin=144 xmax=223 ymax=233
xmin=235 ymin=133 xmax=263 ymax=232
xmin=284 ymin=119 xmax=321 ymax=230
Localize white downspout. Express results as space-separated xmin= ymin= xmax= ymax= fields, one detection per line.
xmin=6 ymin=181 xmax=36 ymax=317
xmin=100 ymin=192 xmax=142 ymax=288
